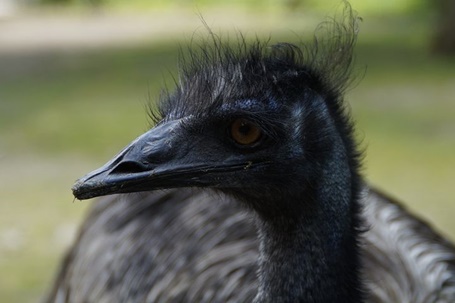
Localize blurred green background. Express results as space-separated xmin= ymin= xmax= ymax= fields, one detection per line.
xmin=0 ymin=0 xmax=454 ymax=302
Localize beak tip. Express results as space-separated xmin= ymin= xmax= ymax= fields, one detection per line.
xmin=72 ymin=179 xmax=94 ymax=200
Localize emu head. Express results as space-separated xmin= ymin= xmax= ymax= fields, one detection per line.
xmin=72 ymin=10 xmax=360 ymax=218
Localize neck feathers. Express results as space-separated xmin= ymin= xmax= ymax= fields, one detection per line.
xmin=254 ymin=117 xmax=364 ymax=302
xmin=254 ymin=186 xmax=364 ymax=302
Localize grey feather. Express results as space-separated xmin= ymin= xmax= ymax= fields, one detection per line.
xmin=362 ymin=189 xmax=455 ymax=303
xmin=47 ymin=188 xmax=455 ymax=302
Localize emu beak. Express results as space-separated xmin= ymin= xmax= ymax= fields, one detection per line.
xmin=72 ymin=120 xmax=251 ymax=200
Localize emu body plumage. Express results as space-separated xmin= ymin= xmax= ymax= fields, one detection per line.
xmin=48 ymin=189 xmax=455 ymax=302
xmin=47 ymin=6 xmax=455 ymax=303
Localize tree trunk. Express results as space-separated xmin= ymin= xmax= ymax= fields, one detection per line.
xmin=432 ymin=0 xmax=455 ymax=56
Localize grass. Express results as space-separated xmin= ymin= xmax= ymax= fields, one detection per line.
xmin=0 ymin=8 xmax=454 ymax=303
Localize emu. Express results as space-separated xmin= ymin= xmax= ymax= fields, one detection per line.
xmin=46 ymin=7 xmax=455 ymax=303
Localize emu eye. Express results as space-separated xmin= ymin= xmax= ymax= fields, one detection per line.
xmin=230 ymin=118 xmax=262 ymax=146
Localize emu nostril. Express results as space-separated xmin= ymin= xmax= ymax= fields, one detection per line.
xmin=110 ymin=161 xmax=148 ymax=175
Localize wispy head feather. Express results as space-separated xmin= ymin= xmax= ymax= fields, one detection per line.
xmin=149 ymin=3 xmax=361 ymax=125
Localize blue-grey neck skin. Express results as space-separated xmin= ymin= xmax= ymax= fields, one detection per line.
xmin=254 ymin=195 xmax=363 ymax=301
xmin=250 ymin=115 xmax=364 ymax=303
xmin=253 ymin=191 xmax=363 ymax=302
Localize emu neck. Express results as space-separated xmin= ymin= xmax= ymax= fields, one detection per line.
xmin=253 ymin=163 xmax=363 ymax=302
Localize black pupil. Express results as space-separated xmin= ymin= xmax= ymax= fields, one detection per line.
xmin=238 ymin=122 xmax=251 ymax=137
